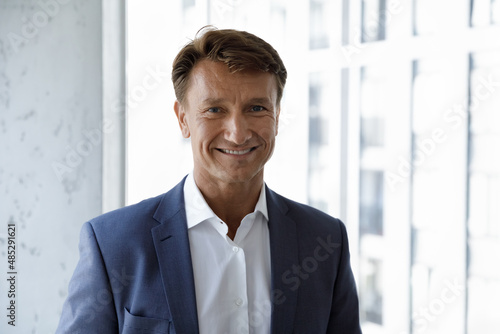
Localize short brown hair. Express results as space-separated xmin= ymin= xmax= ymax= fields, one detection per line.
xmin=172 ymin=26 xmax=287 ymax=105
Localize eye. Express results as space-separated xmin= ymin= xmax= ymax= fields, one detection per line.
xmin=251 ymin=106 xmax=265 ymax=112
xmin=208 ymin=107 xmax=220 ymax=113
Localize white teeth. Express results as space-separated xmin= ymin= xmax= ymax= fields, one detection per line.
xmin=221 ymin=148 xmax=252 ymax=155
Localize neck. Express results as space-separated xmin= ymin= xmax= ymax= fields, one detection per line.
xmin=193 ymin=170 xmax=263 ymax=240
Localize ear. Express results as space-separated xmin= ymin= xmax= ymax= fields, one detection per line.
xmin=174 ymin=100 xmax=190 ymax=138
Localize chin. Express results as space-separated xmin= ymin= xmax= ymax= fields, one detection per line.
xmin=216 ymin=168 xmax=263 ymax=184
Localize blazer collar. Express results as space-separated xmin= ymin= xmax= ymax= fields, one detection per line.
xmin=152 ymin=176 xmax=200 ymax=334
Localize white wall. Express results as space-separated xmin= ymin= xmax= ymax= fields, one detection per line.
xmin=0 ymin=0 xmax=103 ymax=332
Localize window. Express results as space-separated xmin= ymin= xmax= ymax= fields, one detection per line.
xmin=126 ymin=1 xmax=500 ymax=333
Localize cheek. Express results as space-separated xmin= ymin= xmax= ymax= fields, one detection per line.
xmin=192 ymin=121 xmax=219 ymax=147
xmin=257 ymin=125 xmax=277 ymax=146
xmin=257 ymin=118 xmax=278 ymax=140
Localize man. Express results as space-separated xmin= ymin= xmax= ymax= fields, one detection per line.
xmin=57 ymin=27 xmax=361 ymax=333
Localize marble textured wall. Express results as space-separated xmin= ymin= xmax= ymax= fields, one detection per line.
xmin=0 ymin=0 xmax=103 ymax=331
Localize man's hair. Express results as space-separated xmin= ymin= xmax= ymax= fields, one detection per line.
xmin=172 ymin=26 xmax=287 ymax=105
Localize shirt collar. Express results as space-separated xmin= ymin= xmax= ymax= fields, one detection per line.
xmin=183 ymin=173 xmax=268 ymax=230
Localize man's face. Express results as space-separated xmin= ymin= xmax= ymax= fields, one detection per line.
xmin=174 ymin=59 xmax=280 ymax=185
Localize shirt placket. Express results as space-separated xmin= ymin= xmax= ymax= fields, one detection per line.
xmin=209 ymin=218 xmax=251 ymax=334
xmin=227 ymin=240 xmax=250 ymax=334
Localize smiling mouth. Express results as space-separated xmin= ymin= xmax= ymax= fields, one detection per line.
xmin=217 ymin=147 xmax=256 ymax=155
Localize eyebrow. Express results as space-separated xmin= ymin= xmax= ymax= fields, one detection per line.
xmin=200 ymin=97 xmax=274 ymax=106
xmin=247 ymin=97 xmax=274 ymax=106
xmin=200 ymin=98 xmax=225 ymax=106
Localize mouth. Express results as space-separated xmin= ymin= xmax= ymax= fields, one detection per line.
xmin=217 ymin=147 xmax=257 ymax=155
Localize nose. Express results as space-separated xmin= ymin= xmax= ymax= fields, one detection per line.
xmin=224 ymin=112 xmax=252 ymax=145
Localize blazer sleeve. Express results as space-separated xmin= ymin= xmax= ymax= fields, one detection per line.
xmin=327 ymin=221 xmax=362 ymax=333
xmin=56 ymin=221 xmax=118 ymax=334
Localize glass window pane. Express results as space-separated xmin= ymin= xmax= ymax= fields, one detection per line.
xmin=307 ymin=72 xmax=337 ymax=214
xmin=493 ymin=0 xmax=500 ymax=24
xmin=362 ymin=0 xmax=386 ymax=42
xmin=359 ymin=258 xmax=383 ymax=324
xmin=183 ymin=0 xmax=195 ymax=9
xmin=359 ymin=170 xmax=384 ymax=236
xmin=412 ymin=60 xmax=447 ymax=135
xmin=468 ymin=51 xmax=500 ymax=333
xmin=468 ymin=277 xmax=500 ymax=333
xmin=360 ymin=66 xmax=388 ymax=150
xmin=472 ymin=0 xmax=492 ymax=26
xmin=361 ymin=117 xmax=385 ymax=148
xmin=472 ymin=0 xmax=500 ymax=26
xmin=309 ymin=0 xmax=330 ymax=49
xmin=414 ymin=0 xmax=437 ymax=34
xmin=410 ymin=57 xmax=467 ymax=333
xmin=414 ymin=0 xmax=450 ymax=34
xmin=358 ymin=64 xmax=389 ymax=329
xmin=469 ymin=174 xmax=500 ymax=237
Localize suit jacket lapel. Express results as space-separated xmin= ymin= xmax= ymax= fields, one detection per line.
xmin=266 ymin=187 xmax=299 ymax=333
xmin=152 ymin=177 xmax=199 ymax=334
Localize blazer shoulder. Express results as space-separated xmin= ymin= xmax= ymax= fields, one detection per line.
xmin=267 ymin=187 xmax=345 ymax=233
xmin=87 ymin=177 xmax=187 ymax=240
xmin=89 ymin=193 xmax=164 ymax=228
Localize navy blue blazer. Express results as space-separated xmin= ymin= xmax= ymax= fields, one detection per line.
xmin=56 ymin=177 xmax=361 ymax=333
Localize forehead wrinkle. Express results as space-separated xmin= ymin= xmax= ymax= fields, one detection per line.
xmin=186 ymin=60 xmax=278 ymax=108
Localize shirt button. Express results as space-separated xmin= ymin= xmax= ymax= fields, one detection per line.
xmin=232 ymin=246 xmax=239 ymax=253
xmin=235 ymin=298 xmax=243 ymax=306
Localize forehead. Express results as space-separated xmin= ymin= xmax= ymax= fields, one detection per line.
xmin=185 ymin=60 xmax=278 ymax=105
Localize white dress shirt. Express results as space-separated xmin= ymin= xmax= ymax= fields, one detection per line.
xmin=184 ymin=173 xmax=272 ymax=334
